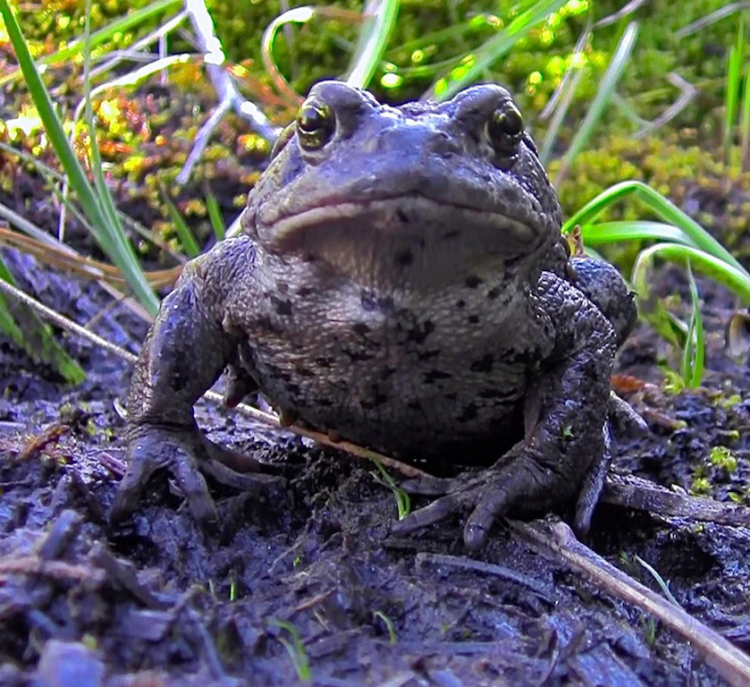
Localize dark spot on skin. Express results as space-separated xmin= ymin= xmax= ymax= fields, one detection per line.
xmin=276 ymin=281 xmax=289 ymax=294
xmin=479 ymin=388 xmax=508 ymax=399
xmin=467 ymin=315 xmax=480 ymax=324
xmin=296 ymin=367 xmax=315 ymax=377
xmin=465 ymin=275 xmax=483 ymax=288
xmin=457 ymin=403 xmax=478 ymax=422
xmin=172 ymin=370 xmax=188 ymax=392
xmin=273 ymin=298 xmax=293 ymax=316
xmin=395 ymin=249 xmax=414 ymax=266
xmin=361 ymin=292 xmax=377 ymax=311
xmin=352 ymin=322 xmax=370 ymax=336
xmin=407 ymin=321 xmax=435 ymax=344
xmin=361 ymin=394 xmax=388 ymax=410
xmin=417 ymin=349 xmax=441 ymax=361
xmin=471 ymin=355 xmax=494 ymax=373
xmin=318 ymin=399 xmax=333 ymax=407
xmin=379 ymin=296 xmax=395 ymax=312
xmin=297 ymin=286 xmax=313 ymax=297
xmin=345 ymin=349 xmax=375 ymax=362
xmin=442 ymin=229 xmax=461 ymax=240
xmin=456 ymin=300 xmax=466 ymax=309
xmin=397 ymin=209 xmax=410 ymax=224
xmin=257 ymin=316 xmax=282 ymax=334
xmin=424 ymin=369 xmax=452 ymax=384
xmin=315 ymin=357 xmax=332 ymax=368
xmin=303 ymin=253 xmax=317 ymax=263
xmin=488 ymin=287 xmax=501 ymax=299
xmin=286 ymin=383 xmax=301 ymax=395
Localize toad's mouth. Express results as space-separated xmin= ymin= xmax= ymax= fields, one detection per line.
xmin=266 ymin=194 xmax=547 ymax=257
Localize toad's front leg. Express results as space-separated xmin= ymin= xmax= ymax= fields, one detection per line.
xmin=111 ymin=238 xmax=281 ymax=528
xmin=393 ymin=272 xmax=618 ymax=549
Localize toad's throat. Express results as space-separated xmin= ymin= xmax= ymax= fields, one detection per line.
xmin=268 ymin=194 xmax=544 ymax=256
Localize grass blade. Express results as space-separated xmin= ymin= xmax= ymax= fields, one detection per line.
xmin=632 ymin=243 xmax=750 ymax=307
xmin=83 ymin=0 xmax=161 ymax=313
xmin=425 ymin=0 xmax=567 ymax=101
xmin=555 ymin=22 xmax=639 ymax=184
xmin=741 ymin=70 xmax=750 ymax=172
xmin=345 ymin=0 xmax=400 ymax=89
xmin=269 ymin=620 xmax=311 ymax=682
xmin=682 ymin=261 xmax=705 ymax=387
xmin=0 ymin=0 xmax=160 ymax=316
xmin=580 ymin=221 xmax=699 ymax=247
xmin=205 ymin=190 xmax=226 ymax=241
xmin=724 ymin=25 xmax=743 ymax=166
xmin=161 ymin=188 xmax=201 ymax=258
xmin=563 ymin=181 xmax=748 ymax=276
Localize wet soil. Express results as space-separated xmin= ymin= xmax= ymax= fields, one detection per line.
xmin=2 ymin=246 xmax=750 ymax=687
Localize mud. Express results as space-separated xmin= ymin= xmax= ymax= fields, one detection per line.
xmin=2 ymin=250 xmax=750 ymax=687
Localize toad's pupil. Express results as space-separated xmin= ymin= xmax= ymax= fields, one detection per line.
xmin=500 ymin=109 xmax=523 ymax=137
xmin=298 ymin=106 xmax=327 ymax=133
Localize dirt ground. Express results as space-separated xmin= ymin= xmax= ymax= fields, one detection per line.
xmin=2 ymin=242 xmax=750 ymax=687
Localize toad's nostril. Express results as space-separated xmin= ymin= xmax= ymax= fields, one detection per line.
xmin=427 ymin=130 xmax=460 ymax=156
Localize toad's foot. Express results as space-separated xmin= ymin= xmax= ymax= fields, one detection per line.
xmin=110 ymin=424 xmax=285 ymax=528
xmin=393 ymin=439 xmax=609 ymax=550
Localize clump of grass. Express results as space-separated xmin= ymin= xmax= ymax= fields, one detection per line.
xmin=0 ymin=255 xmax=85 ymax=384
xmin=567 ymin=180 xmax=750 ymax=387
xmin=0 ymin=0 xmax=160 ymax=316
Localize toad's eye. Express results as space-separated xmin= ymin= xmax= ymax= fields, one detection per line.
xmin=487 ymin=104 xmax=524 ymax=151
xmin=296 ymin=101 xmax=335 ymax=151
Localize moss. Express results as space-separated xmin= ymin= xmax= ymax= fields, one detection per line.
xmin=709 ymin=446 xmax=738 ymax=474
xmin=551 ymin=133 xmax=750 ymax=268
xmin=2 ymin=0 xmax=748 ymax=259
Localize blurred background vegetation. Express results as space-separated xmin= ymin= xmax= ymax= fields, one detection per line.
xmin=0 ymin=0 xmax=749 ymax=386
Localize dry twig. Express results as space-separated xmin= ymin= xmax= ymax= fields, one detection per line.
xmin=513 ymin=519 xmax=750 ymax=687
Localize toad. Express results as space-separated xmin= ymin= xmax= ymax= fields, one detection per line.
xmin=111 ymin=81 xmax=637 ymax=549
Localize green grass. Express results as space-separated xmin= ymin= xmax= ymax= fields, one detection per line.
xmin=0 ymin=0 xmax=182 ymax=87
xmin=0 ymin=255 xmax=85 ymax=384
xmin=682 ymin=263 xmax=704 ymax=389
xmin=724 ymin=18 xmax=744 ymax=166
xmin=427 ymin=0 xmax=568 ymax=101
xmin=161 ymin=185 xmax=201 ymax=258
xmin=269 ymin=620 xmax=311 ymax=683
xmin=3 ymin=2 xmax=750 ymax=398
xmin=569 ymin=180 xmax=750 ymax=386
xmin=205 ymin=190 xmax=227 ymax=242
xmin=345 ymin=0 xmax=400 ymax=89
xmin=742 ymin=69 xmax=750 ymax=171
xmin=635 ymin=555 xmax=682 ymax=608
xmin=371 ymin=457 xmax=411 ymax=520
xmin=374 ymin=611 xmax=397 ymax=644
xmin=554 ymin=22 xmax=639 ymax=185
xmin=0 ymin=0 xmax=160 ymax=317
